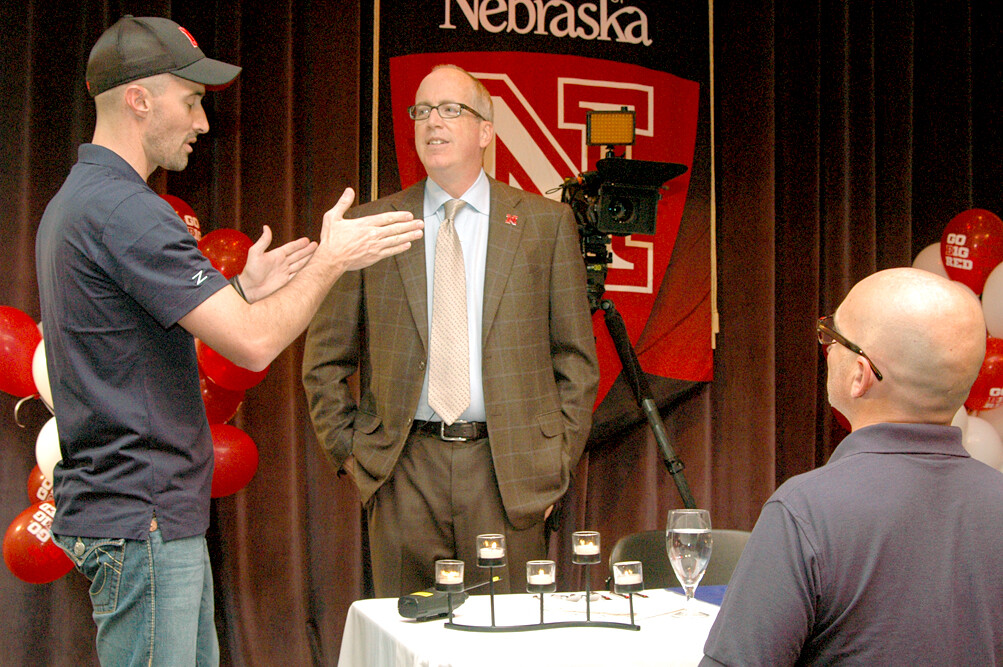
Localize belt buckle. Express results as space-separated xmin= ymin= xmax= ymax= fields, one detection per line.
xmin=439 ymin=420 xmax=467 ymax=442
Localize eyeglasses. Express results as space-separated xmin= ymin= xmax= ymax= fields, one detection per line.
xmin=408 ymin=102 xmax=486 ymax=121
xmin=816 ymin=315 xmax=883 ymax=381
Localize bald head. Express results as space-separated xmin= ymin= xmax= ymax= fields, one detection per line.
xmin=428 ymin=64 xmax=493 ymax=121
xmin=832 ymin=268 xmax=986 ymax=425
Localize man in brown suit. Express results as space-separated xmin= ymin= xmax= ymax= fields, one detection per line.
xmin=303 ymin=64 xmax=599 ymax=597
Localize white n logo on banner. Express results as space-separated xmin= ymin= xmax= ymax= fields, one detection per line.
xmin=477 ymin=72 xmax=658 ymax=294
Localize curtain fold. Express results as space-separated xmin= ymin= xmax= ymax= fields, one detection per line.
xmin=1 ymin=1 xmax=1000 ymax=664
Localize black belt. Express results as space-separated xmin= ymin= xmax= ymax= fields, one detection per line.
xmin=413 ymin=420 xmax=488 ymax=442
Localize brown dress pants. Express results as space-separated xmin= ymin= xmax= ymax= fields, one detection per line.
xmin=366 ymin=430 xmax=546 ymax=598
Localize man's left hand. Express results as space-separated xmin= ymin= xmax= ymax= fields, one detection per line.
xmin=238 ymin=225 xmax=317 ymax=302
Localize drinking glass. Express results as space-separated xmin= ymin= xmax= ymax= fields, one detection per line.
xmin=666 ymin=508 xmax=712 ymax=617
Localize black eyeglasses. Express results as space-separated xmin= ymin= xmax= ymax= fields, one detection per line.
xmin=408 ymin=102 xmax=486 ymax=121
xmin=816 ymin=315 xmax=883 ymax=381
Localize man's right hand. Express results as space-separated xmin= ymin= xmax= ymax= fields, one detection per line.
xmin=315 ymin=188 xmax=423 ymax=272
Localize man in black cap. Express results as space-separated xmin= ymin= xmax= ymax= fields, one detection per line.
xmin=35 ymin=15 xmax=422 ymax=666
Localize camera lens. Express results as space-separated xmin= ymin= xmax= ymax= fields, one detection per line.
xmin=606 ymin=197 xmax=634 ymax=224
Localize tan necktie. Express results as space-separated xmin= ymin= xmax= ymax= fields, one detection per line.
xmin=428 ymin=199 xmax=469 ymax=425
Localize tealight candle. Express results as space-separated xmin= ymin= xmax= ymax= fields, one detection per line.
xmin=525 ymin=560 xmax=557 ymax=597
xmin=435 ymin=559 xmax=465 ymax=593
xmin=527 ymin=570 xmax=554 ymax=585
xmin=613 ymin=560 xmax=644 ymax=594
xmin=572 ymin=531 xmax=601 ymax=564
xmin=525 ymin=559 xmax=556 ymax=623
xmin=439 ymin=570 xmax=462 ymax=584
xmin=615 ymin=570 xmax=642 ymax=585
xmin=476 ymin=533 xmax=507 ymax=567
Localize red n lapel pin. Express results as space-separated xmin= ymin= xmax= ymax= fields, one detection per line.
xmin=505 ymin=214 xmax=518 ymax=226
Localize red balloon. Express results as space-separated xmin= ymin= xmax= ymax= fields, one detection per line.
xmin=26 ymin=465 xmax=54 ymax=504
xmin=3 ymin=501 xmax=74 ymax=584
xmin=210 ymin=424 xmax=259 ymax=498
xmin=940 ymin=208 xmax=1003 ymax=294
xmin=966 ymin=337 xmax=1003 ymax=412
xmin=161 ymin=194 xmax=202 ymax=241
xmin=198 ymin=229 xmax=253 ymax=279
xmin=0 ymin=306 xmax=42 ymax=397
xmin=200 ymin=370 xmax=245 ymax=424
xmin=196 ymin=339 xmax=269 ymax=392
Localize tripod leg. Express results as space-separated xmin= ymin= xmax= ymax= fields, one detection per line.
xmin=600 ymin=299 xmax=697 ymax=509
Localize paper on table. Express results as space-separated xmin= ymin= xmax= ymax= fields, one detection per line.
xmin=543 ymin=590 xmax=712 ymax=620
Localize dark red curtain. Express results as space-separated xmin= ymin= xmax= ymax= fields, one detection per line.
xmin=1 ymin=1 xmax=999 ymax=664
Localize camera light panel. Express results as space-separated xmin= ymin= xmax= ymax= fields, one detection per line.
xmin=586 ymin=110 xmax=636 ymax=146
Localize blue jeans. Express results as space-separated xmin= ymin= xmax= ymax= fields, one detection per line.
xmin=54 ymin=528 xmax=219 ymax=666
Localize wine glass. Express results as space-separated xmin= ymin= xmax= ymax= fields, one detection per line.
xmin=666 ymin=508 xmax=713 ymax=617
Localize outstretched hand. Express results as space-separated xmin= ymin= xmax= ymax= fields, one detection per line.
xmin=238 ymin=226 xmax=318 ymax=302
xmin=316 ymin=188 xmax=423 ymax=272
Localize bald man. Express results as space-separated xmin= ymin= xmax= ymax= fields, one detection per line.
xmin=701 ymin=268 xmax=1003 ymax=665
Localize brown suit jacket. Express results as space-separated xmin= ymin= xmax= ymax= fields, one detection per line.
xmin=302 ymin=177 xmax=599 ymax=529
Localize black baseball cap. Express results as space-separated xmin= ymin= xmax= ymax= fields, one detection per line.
xmin=86 ymin=15 xmax=241 ymax=97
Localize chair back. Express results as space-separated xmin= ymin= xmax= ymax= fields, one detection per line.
xmin=608 ymin=528 xmax=751 ymax=589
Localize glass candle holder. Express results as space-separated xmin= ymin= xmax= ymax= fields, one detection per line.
xmin=612 ymin=560 xmax=644 ymax=594
xmin=476 ymin=533 xmax=506 ymax=567
xmin=435 ymin=559 xmax=465 ymax=593
xmin=525 ymin=560 xmax=557 ymax=594
xmin=572 ymin=531 xmax=601 ymax=565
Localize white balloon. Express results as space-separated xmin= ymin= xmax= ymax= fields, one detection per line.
xmin=35 ymin=417 xmax=62 ymax=485
xmin=981 ymin=263 xmax=1003 ymax=338
xmin=32 ymin=340 xmax=53 ymax=412
xmin=951 ymin=406 xmax=970 ymax=439
xmin=963 ymin=415 xmax=1003 ymax=470
xmin=912 ymin=243 xmax=949 ymax=278
xmin=976 ymin=405 xmax=1003 ymax=442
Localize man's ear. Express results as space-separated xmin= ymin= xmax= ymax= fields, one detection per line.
xmin=479 ymin=120 xmax=494 ymax=149
xmin=849 ymin=356 xmax=877 ymax=398
xmin=122 ymin=84 xmax=152 ymax=118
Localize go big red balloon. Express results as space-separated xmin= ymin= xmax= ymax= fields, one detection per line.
xmin=161 ymin=194 xmax=201 ymax=241
xmin=966 ymin=337 xmax=1003 ymax=412
xmin=3 ymin=501 xmax=73 ymax=584
xmin=0 ymin=306 xmax=42 ymax=397
xmin=26 ymin=465 xmax=54 ymax=504
xmin=940 ymin=208 xmax=1003 ymax=295
xmin=198 ymin=228 xmax=253 ymax=279
xmin=210 ymin=424 xmax=259 ymax=498
xmin=196 ymin=339 xmax=269 ymax=392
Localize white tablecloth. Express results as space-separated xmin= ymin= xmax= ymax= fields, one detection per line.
xmin=338 ymin=589 xmax=718 ymax=667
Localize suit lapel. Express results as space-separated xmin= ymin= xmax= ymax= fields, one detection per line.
xmin=392 ymin=183 xmax=430 ymax=351
xmin=482 ymin=179 xmax=524 ymax=345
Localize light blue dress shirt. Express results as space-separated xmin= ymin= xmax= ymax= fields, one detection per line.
xmin=415 ymin=170 xmax=490 ymax=422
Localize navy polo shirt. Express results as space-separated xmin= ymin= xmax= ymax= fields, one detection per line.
xmin=702 ymin=423 xmax=1003 ymax=665
xmin=35 ymin=144 xmax=230 ymax=541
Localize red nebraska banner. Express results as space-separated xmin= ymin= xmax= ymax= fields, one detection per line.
xmin=388 ymin=51 xmax=710 ymax=405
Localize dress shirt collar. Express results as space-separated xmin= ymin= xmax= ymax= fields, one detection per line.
xmin=424 ymin=170 xmax=490 ymax=218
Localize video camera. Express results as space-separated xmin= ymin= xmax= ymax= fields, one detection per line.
xmin=556 ymin=109 xmax=688 ymax=311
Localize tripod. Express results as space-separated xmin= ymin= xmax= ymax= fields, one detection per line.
xmin=560 ymin=150 xmax=696 ymax=509
xmin=594 ymin=295 xmax=696 ymax=509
